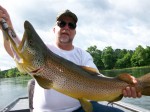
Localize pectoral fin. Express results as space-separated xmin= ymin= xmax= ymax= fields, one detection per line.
xmin=33 ymin=75 xmax=53 ymax=89
xmin=79 ymin=99 xmax=93 ymax=112
xmin=109 ymin=94 xmax=123 ymax=102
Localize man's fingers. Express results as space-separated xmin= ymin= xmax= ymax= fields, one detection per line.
xmin=123 ymin=86 xmax=142 ymax=98
xmin=123 ymin=87 xmax=131 ymax=97
xmin=131 ymin=87 xmax=137 ymax=98
xmin=137 ymin=92 xmax=142 ymax=98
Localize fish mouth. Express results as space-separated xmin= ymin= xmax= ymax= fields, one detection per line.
xmin=7 ymin=21 xmax=45 ymax=74
xmin=5 ymin=23 xmax=28 ymax=64
xmin=18 ymin=21 xmax=31 ymax=53
xmin=8 ymin=21 xmax=32 ymax=63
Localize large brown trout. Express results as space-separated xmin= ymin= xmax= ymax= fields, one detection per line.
xmin=1 ymin=21 xmax=150 ymax=112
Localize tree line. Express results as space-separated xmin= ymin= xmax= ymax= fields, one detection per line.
xmin=87 ymin=45 xmax=150 ymax=70
xmin=0 ymin=68 xmax=27 ymax=78
xmin=1 ymin=44 xmax=150 ymax=78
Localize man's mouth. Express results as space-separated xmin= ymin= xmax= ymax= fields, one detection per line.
xmin=61 ymin=33 xmax=69 ymax=36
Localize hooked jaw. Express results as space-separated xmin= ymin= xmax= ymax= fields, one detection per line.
xmin=10 ymin=27 xmax=28 ymax=64
xmin=9 ymin=21 xmax=33 ymax=64
xmin=12 ymin=48 xmax=24 ymax=63
xmin=7 ymin=21 xmax=45 ymax=74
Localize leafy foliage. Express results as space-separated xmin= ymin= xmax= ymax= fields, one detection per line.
xmin=87 ymin=45 xmax=150 ymax=70
xmin=0 ymin=68 xmax=28 ymax=78
xmin=87 ymin=45 xmax=104 ymax=69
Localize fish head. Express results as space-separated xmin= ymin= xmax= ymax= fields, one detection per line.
xmin=10 ymin=21 xmax=47 ymax=74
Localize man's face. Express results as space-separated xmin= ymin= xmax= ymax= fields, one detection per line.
xmin=53 ymin=16 xmax=76 ymax=45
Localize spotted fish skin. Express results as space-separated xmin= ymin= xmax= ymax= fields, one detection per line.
xmin=2 ymin=21 xmax=150 ymax=112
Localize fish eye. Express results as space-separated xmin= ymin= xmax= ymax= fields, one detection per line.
xmin=29 ymin=40 xmax=33 ymax=45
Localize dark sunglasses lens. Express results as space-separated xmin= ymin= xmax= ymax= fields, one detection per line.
xmin=57 ymin=21 xmax=76 ymax=29
xmin=57 ymin=21 xmax=66 ymax=28
xmin=68 ymin=23 xmax=76 ymax=29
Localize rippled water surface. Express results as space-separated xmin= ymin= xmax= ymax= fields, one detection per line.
xmin=0 ymin=76 xmax=31 ymax=110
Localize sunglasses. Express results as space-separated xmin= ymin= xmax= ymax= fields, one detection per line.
xmin=57 ymin=20 xmax=76 ymax=30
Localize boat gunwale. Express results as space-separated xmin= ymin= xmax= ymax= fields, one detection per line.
xmin=0 ymin=96 xmax=28 ymax=112
xmin=1 ymin=96 xmax=150 ymax=112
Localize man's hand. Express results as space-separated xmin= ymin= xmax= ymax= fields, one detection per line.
xmin=0 ymin=5 xmax=20 ymax=57
xmin=0 ymin=5 xmax=13 ymax=29
xmin=123 ymin=76 xmax=142 ymax=98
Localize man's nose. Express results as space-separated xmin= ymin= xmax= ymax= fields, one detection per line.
xmin=63 ymin=24 xmax=69 ymax=30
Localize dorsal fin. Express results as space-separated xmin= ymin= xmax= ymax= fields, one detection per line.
xmin=81 ymin=66 xmax=100 ymax=76
xmin=33 ymin=75 xmax=53 ymax=89
xmin=117 ymin=73 xmax=134 ymax=84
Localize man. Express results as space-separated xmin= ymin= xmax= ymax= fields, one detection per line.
xmin=0 ymin=5 xmax=141 ymax=112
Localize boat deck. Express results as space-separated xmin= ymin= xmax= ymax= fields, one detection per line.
xmin=1 ymin=97 xmax=150 ymax=112
xmin=1 ymin=97 xmax=29 ymax=112
xmin=9 ymin=98 xmax=29 ymax=112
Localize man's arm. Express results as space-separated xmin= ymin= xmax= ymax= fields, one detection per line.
xmin=0 ymin=5 xmax=20 ymax=58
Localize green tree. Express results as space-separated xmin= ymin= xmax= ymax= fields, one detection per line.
xmin=5 ymin=69 xmax=14 ymax=77
xmin=115 ymin=52 xmax=132 ymax=68
xmin=131 ymin=45 xmax=146 ymax=67
xmin=4 ymin=68 xmax=20 ymax=77
xmin=87 ymin=45 xmax=104 ymax=69
xmin=114 ymin=49 xmax=127 ymax=59
xmin=101 ymin=46 xmax=115 ymax=69
xmin=145 ymin=46 xmax=150 ymax=65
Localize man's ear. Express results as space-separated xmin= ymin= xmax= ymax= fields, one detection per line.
xmin=53 ymin=27 xmax=55 ymax=33
xmin=53 ymin=27 xmax=56 ymax=33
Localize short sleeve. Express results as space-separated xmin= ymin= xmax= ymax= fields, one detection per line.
xmin=81 ymin=51 xmax=98 ymax=69
xmin=81 ymin=50 xmax=104 ymax=76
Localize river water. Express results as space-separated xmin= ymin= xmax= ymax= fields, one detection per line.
xmin=0 ymin=76 xmax=31 ymax=110
xmin=0 ymin=76 xmax=150 ymax=111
